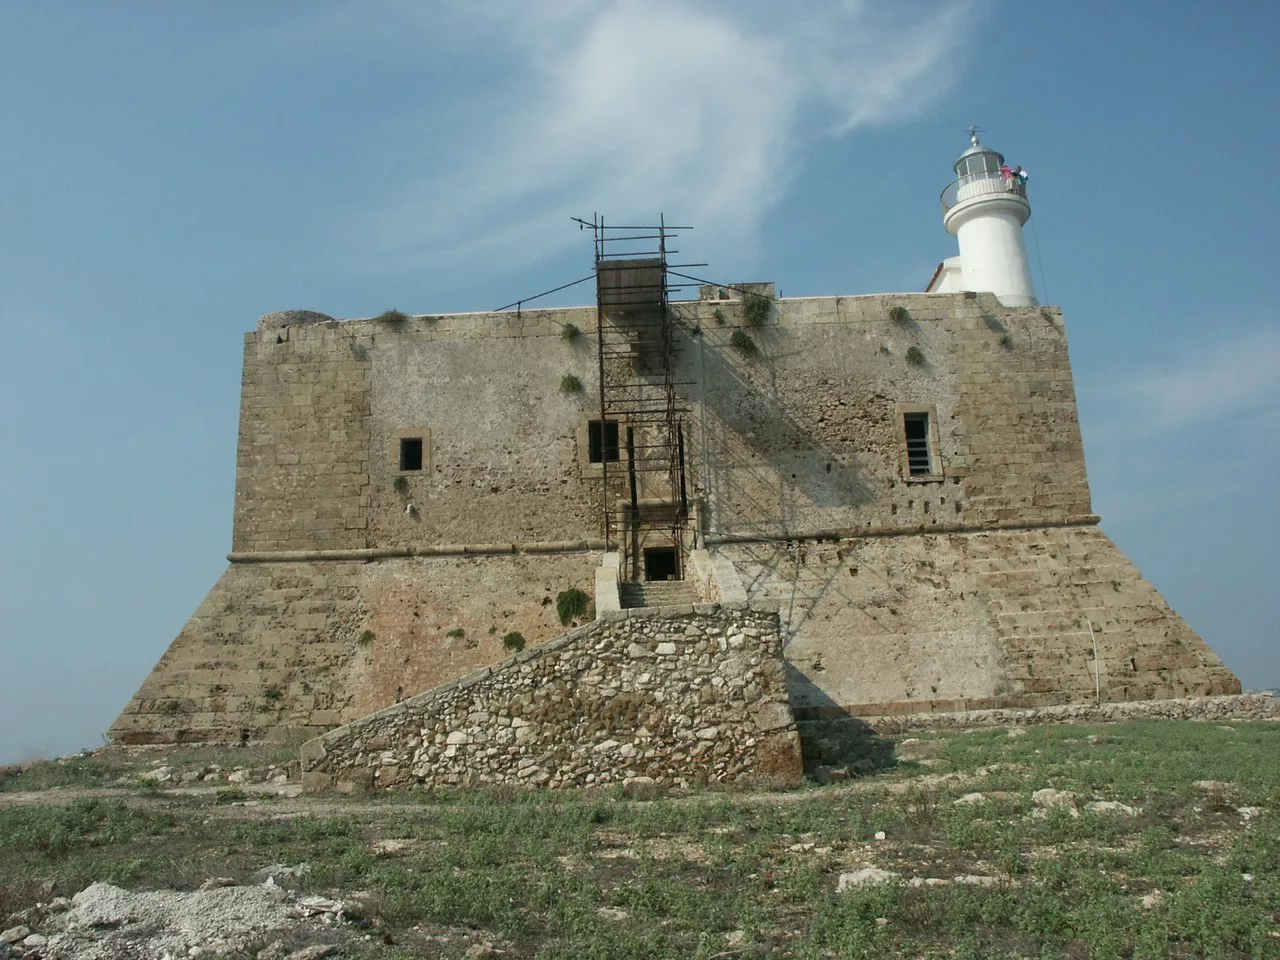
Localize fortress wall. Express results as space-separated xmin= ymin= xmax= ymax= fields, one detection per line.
xmin=721 ymin=525 xmax=1239 ymax=718
xmin=108 ymin=552 xmax=598 ymax=744
xmin=679 ymin=292 xmax=1090 ymax=540
xmin=232 ymin=324 xmax=373 ymax=553
xmin=361 ymin=307 xmax=604 ymax=547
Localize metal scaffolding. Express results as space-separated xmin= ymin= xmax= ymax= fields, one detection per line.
xmin=572 ymin=214 xmax=696 ymax=580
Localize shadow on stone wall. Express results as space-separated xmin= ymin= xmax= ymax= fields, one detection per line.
xmin=786 ymin=664 xmax=897 ymax=782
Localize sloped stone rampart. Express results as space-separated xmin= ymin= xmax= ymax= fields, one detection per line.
xmin=864 ymin=693 xmax=1278 ymax=734
xmin=300 ymin=604 xmax=803 ymax=791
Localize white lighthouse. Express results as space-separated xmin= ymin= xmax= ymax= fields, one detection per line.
xmin=927 ymin=130 xmax=1037 ymax=307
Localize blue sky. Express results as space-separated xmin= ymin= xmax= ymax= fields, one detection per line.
xmin=2 ymin=1 xmax=1276 ymax=763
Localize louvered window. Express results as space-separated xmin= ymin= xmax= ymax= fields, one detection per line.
xmin=904 ymin=413 xmax=932 ymax=476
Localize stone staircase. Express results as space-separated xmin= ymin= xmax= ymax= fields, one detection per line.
xmin=618 ymin=580 xmax=700 ymax=609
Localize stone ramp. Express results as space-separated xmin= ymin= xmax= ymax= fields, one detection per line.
xmin=300 ymin=603 xmax=803 ymax=791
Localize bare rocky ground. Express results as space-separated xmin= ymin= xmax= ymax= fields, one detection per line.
xmin=3 ymin=704 xmax=1279 ymax=958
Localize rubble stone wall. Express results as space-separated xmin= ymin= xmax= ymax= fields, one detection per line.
xmin=300 ymin=604 xmax=804 ymax=791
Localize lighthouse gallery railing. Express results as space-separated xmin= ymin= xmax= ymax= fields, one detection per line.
xmin=941 ymin=170 xmax=1029 ymax=213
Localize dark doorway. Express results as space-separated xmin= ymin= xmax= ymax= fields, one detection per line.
xmin=644 ymin=547 xmax=679 ymax=582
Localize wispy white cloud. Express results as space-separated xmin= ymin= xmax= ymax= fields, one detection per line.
xmin=358 ymin=0 xmax=975 ymax=272
xmin=1083 ymin=324 xmax=1280 ymax=523
xmin=1093 ymin=326 xmax=1280 ymax=436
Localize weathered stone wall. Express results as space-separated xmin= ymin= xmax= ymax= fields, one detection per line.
xmin=300 ymin=605 xmax=803 ymax=790
xmin=114 ymin=290 xmax=1241 ymax=744
xmin=109 ymin=553 xmax=597 ymax=744
xmin=678 ymin=293 xmax=1090 ymax=539
xmin=233 ymin=323 xmax=373 ymax=553
xmin=723 ymin=525 xmax=1239 ymax=718
xmin=864 ymin=693 xmax=1278 ymax=734
xmin=227 ymin=292 xmax=1091 ymax=561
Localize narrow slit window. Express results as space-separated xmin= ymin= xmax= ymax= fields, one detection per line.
xmin=903 ymin=413 xmax=932 ymax=476
xmin=399 ymin=437 xmax=424 ymax=471
xmin=588 ymin=419 xmax=620 ymax=463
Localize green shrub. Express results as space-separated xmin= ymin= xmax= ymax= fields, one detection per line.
xmin=502 ymin=632 xmax=526 ymax=653
xmin=263 ymin=686 xmax=284 ymax=702
xmin=446 ymin=627 xmax=465 ymax=639
xmin=889 ymin=305 xmax=910 ymax=324
xmin=374 ymin=309 xmax=409 ymax=324
xmin=555 ymin=588 xmax=591 ymax=626
xmin=999 ymin=333 xmax=1014 ymax=349
xmin=560 ymin=374 xmax=584 ymax=394
xmin=357 ymin=630 xmax=375 ymax=647
xmin=713 ymin=307 xmax=726 ymax=325
xmin=561 ymin=322 xmax=581 ymax=341
xmin=905 ymin=346 xmax=925 ymax=366
xmin=392 ymin=476 xmax=408 ymax=495
xmin=743 ymin=293 xmax=771 ymax=329
xmin=730 ymin=329 xmax=758 ymax=356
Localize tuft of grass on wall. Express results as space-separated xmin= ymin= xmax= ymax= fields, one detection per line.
xmin=905 ymin=346 xmax=925 ymax=366
xmin=713 ymin=307 xmax=726 ymax=326
xmin=357 ymin=630 xmax=375 ymax=647
xmin=555 ymin=588 xmax=591 ymax=626
xmin=560 ymin=374 xmax=584 ymax=394
xmin=730 ymin=329 xmax=759 ymax=356
xmin=374 ymin=309 xmax=409 ymax=325
xmin=560 ymin=322 xmax=581 ymax=341
xmin=889 ymin=305 xmax=910 ymax=324
xmin=743 ymin=293 xmax=771 ymax=329
xmin=502 ymin=631 xmax=526 ymax=653
xmin=392 ymin=476 xmax=408 ymax=495
xmin=445 ymin=628 xmax=465 ymax=640
xmin=999 ymin=333 xmax=1014 ymax=349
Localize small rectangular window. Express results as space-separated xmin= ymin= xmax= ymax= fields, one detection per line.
xmin=399 ymin=437 xmax=424 ymax=471
xmin=588 ymin=420 xmax=620 ymax=463
xmin=903 ymin=413 xmax=932 ymax=476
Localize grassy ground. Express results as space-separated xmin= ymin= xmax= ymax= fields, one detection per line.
xmin=2 ymin=719 xmax=1278 ymax=958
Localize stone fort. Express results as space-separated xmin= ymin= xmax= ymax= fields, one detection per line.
xmin=110 ymin=135 xmax=1240 ymax=783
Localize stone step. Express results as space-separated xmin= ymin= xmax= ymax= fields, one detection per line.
xmin=618 ymin=580 xmax=699 ymax=608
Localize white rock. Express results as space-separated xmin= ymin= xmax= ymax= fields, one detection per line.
xmin=596 ymin=907 xmax=629 ymax=921
xmin=1237 ymin=806 xmax=1264 ymax=821
xmin=953 ymin=875 xmax=1000 ymax=888
xmin=593 ymin=739 xmax=620 ymax=753
xmin=372 ymin=839 xmax=414 ymax=854
xmin=1032 ymin=788 xmax=1077 ymax=809
xmin=446 ymin=731 xmax=470 ymax=745
xmin=1 ymin=927 xmax=29 ymax=945
xmin=695 ymin=727 xmax=719 ymax=740
xmin=954 ymin=793 xmax=987 ymax=806
xmin=655 ymin=642 xmax=677 ymax=656
xmin=837 ymin=868 xmax=900 ymax=891
xmin=874 ymin=831 xmax=887 ymax=841
xmin=1007 ymin=728 xmax=1028 ymax=738
xmin=907 ymin=877 xmax=950 ymax=888
xmin=1085 ymin=801 xmax=1136 ymax=816
xmin=140 ymin=766 xmax=175 ymax=782
xmin=1139 ymin=891 xmax=1164 ymax=910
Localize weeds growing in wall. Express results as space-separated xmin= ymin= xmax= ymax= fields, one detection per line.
xmin=357 ymin=631 xmax=375 ymax=647
xmin=446 ymin=628 xmax=465 ymax=640
xmin=374 ymin=309 xmax=409 ymax=325
xmin=392 ymin=477 xmax=408 ymax=495
xmin=713 ymin=307 xmax=726 ymax=325
xmin=502 ymin=631 xmax=526 ymax=653
xmin=1000 ymin=333 xmax=1015 ymax=349
xmin=560 ymin=374 xmax=584 ymax=394
xmin=743 ymin=293 xmax=771 ymax=329
xmin=905 ymin=346 xmax=925 ymax=366
xmin=556 ymin=588 xmax=591 ymax=626
xmin=889 ymin=305 xmax=911 ymax=324
xmin=730 ymin=330 xmax=759 ymax=356
xmin=560 ymin=322 xmax=581 ymax=341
